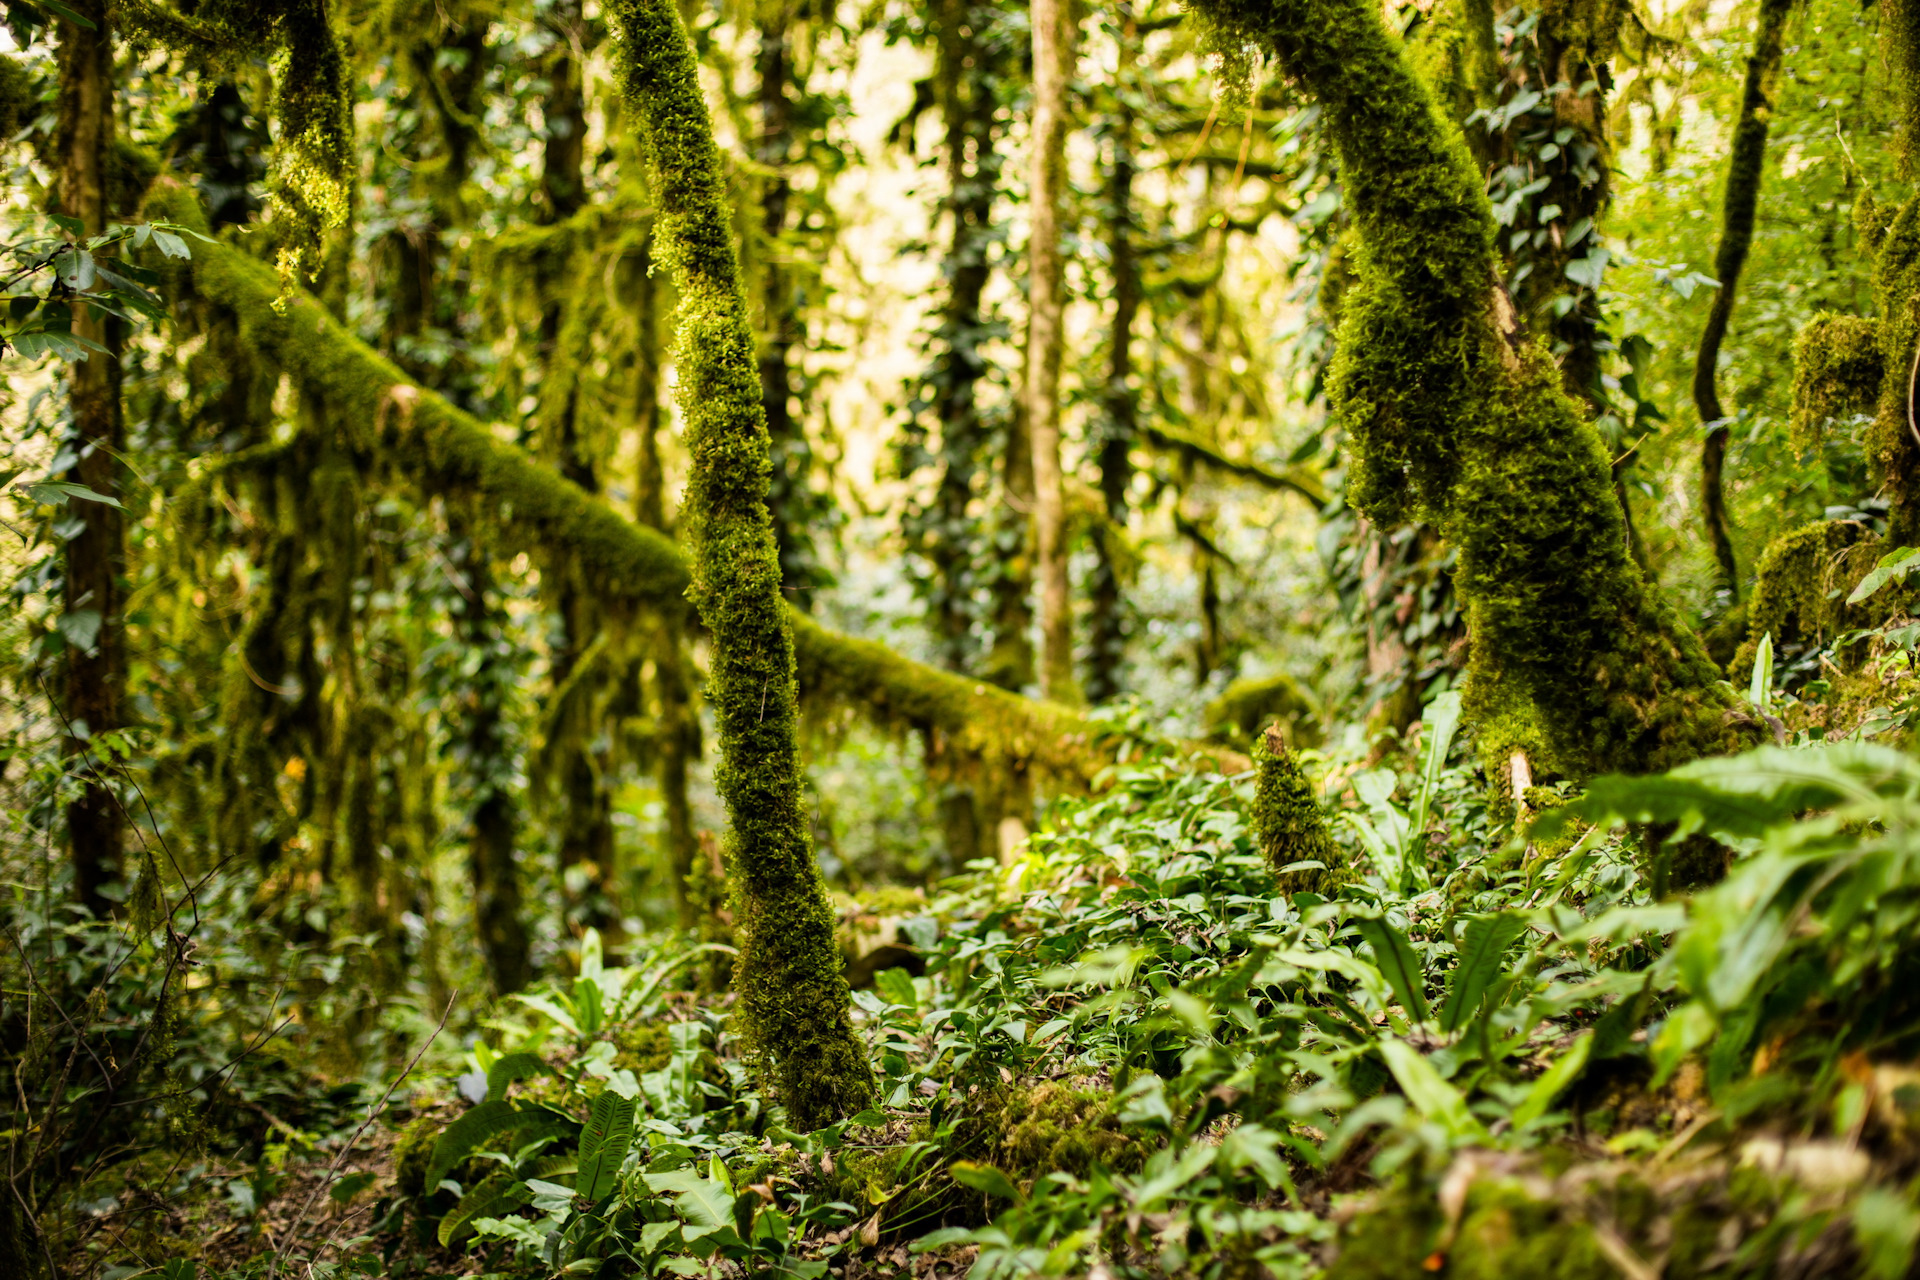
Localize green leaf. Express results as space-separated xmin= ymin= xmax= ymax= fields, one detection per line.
xmin=425 ymin=1102 xmax=578 ymax=1192
xmin=35 ymin=0 xmax=96 ymax=28
xmin=328 ymin=1171 xmax=377 ymax=1205
xmin=149 ymin=229 xmax=191 ymax=260
xmin=1748 ymin=631 xmax=1774 ymax=707
xmin=575 ymin=1089 xmax=635 ymax=1202
xmin=57 ymin=609 xmax=102 ymax=652
xmin=486 ymin=1051 xmax=551 ymax=1103
xmin=1848 ymin=546 xmax=1920 ymax=605
xmin=20 ymin=480 xmax=123 ymax=509
xmin=948 ymin=1160 xmax=1025 ymax=1202
xmin=1352 ymin=914 xmax=1429 ymax=1024
xmin=873 ymin=966 xmax=917 ymax=1010
xmin=1510 ymin=1031 xmax=1591 ymax=1130
xmin=642 ymin=1165 xmax=739 ymax=1231
xmin=1439 ymin=912 xmax=1530 ymax=1035
xmin=438 ymin=1173 xmax=531 ymax=1247
xmin=1378 ymin=1038 xmax=1488 ymax=1142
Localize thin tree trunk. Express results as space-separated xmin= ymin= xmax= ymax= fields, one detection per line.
xmin=1087 ymin=15 xmax=1138 ymax=705
xmin=1694 ymin=0 xmax=1793 ymax=599
xmin=1027 ymin=0 xmax=1077 ymax=704
xmin=57 ymin=0 xmax=123 ymax=917
xmin=609 ymin=0 xmax=873 ymax=1126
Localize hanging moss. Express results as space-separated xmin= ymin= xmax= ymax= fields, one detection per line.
xmin=1791 ymin=313 xmax=1884 ymax=452
xmin=1186 ymin=0 xmax=1742 ymax=780
xmin=118 ymin=0 xmax=352 ymax=293
xmin=1251 ymin=726 xmax=1346 ymax=896
xmin=601 ymin=0 xmax=873 ymax=1129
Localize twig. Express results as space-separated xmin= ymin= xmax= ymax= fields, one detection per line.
xmin=267 ymin=991 xmax=457 ymax=1279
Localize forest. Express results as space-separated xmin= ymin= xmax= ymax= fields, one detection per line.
xmin=8 ymin=0 xmax=1920 ymax=1269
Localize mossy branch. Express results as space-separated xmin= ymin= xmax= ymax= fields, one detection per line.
xmin=1187 ymin=0 xmax=1746 ymax=777
xmin=143 ymin=181 xmax=1175 ymax=794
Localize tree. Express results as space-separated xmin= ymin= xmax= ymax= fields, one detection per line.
xmin=605 ymin=0 xmax=874 ymax=1126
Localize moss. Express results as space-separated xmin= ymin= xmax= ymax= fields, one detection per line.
xmin=1205 ymin=672 xmax=1322 ymax=748
xmin=392 ymin=1113 xmax=440 ymax=1200
xmin=614 ymin=1023 xmax=673 ymax=1074
xmin=1791 ymin=313 xmax=1884 ymax=452
xmin=1251 ymin=726 xmax=1346 ymax=896
xmin=1732 ymin=520 xmax=1882 ymax=676
xmin=1186 ymin=0 xmax=1742 ymax=781
xmin=987 ymin=1081 xmax=1151 ymax=1184
xmin=604 ymin=0 xmax=873 ymax=1131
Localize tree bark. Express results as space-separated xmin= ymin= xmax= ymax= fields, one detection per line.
xmin=1086 ymin=8 xmax=1138 ymax=707
xmin=1694 ymin=0 xmax=1794 ymax=599
xmin=58 ymin=0 xmax=124 ymax=917
xmin=607 ymin=0 xmax=874 ymax=1126
xmin=1027 ymin=0 xmax=1077 ymax=704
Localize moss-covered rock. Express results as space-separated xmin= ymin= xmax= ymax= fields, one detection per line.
xmin=391 ymin=1113 xmax=441 ymax=1201
xmin=987 ymin=1081 xmax=1153 ymax=1184
xmin=1732 ymin=520 xmax=1883 ymax=677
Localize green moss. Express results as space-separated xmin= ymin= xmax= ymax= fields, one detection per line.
xmin=1205 ymin=672 xmax=1321 ymax=748
xmin=604 ymin=0 xmax=872 ymax=1131
xmin=1732 ymin=520 xmax=1881 ymax=676
xmin=987 ymin=1081 xmax=1152 ymax=1184
xmin=1251 ymin=727 xmax=1346 ymax=896
xmin=1791 ymin=314 xmax=1883 ymax=452
xmin=614 ymin=1023 xmax=673 ymax=1074
xmin=1186 ymin=0 xmax=1741 ymax=781
xmin=392 ymin=1113 xmax=441 ymax=1200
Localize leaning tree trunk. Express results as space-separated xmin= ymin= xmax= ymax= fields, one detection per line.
xmin=1693 ymin=0 xmax=1795 ymax=600
xmin=606 ymin=0 xmax=874 ymax=1127
xmin=1027 ymin=0 xmax=1077 ymax=704
xmin=57 ymin=0 xmax=124 ymax=917
xmin=1184 ymin=0 xmax=1749 ymax=779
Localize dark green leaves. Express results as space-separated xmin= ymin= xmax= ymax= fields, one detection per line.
xmin=576 ymin=1089 xmax=636 ymax=1202
xmin=1351 ymin=914 xmax=1428 ymax=1024
xmin=424 ymin=1102 xmax=580 ymax=1193
xmin=485 ymin=1052 xmax=552 ymax=1102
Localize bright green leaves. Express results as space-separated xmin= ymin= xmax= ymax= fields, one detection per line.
xmin=1438 ymin=912 xmax=1531 ymax=1035
xmin=1351 ymin=912 xmax=1430 ymax=1025
xmin=423 ymin=1101 xmax=581 ymax=1194
xmin=1847 ymin=545 xmax=1920 ymax=604
xmin=2 ymin=217 xmax=206 ymax=362
xmin=575 ymin=1090 xmax=636 ymax=1202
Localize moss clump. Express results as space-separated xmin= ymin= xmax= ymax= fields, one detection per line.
xmin=615 ymin=1023 xmax=673 ymax=1074
xmin=1251 ymin=726 xmax=1346 ymax=896
xmin=391 ymin=1113 xmax=441 ymax=1200
xmin=1732 ymin=520 xmax=1882 ymax=676
xmin=1205 ymin=672 xmax=1321 ymax=748
xmin=1185 ymin=0 xmax=1742 ymax=780
xmin=987 ymin=1081 xmax=1151 ymax=1184
xmin=605 ymin=0 xmax=873 ymax=1130
xmin=1791 ymin=313 xmax=1884 ymax=452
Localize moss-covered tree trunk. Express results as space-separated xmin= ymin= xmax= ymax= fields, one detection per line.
xmin=1187 ymin=0 xmax=1744 ymax=777
xmin=1087 ymin=9 xmax=1139 ymax=707
xmin=1028 ymin=0 xmax=1078 ymax=705
xmin=57 ymin=0 xmax=124 ymax=917
xmin=607 ymin=0 xmax=873 ymax=1126
xmin=1693 ymin=0 xmax=1794 ymax=599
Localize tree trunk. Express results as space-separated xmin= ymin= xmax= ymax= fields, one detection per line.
xmin=1086 ymin=10 xmax=1138 ymax=707
xmin=608 ymin=0 xmax=874 ymax=1127
xmin=1027 ymin=0 xmax=1077 ymax=704
xmin=58 ymin=0 xmax=124 ymax=917
xmin=1694 ymin=0 xmax=1794 ymax=599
